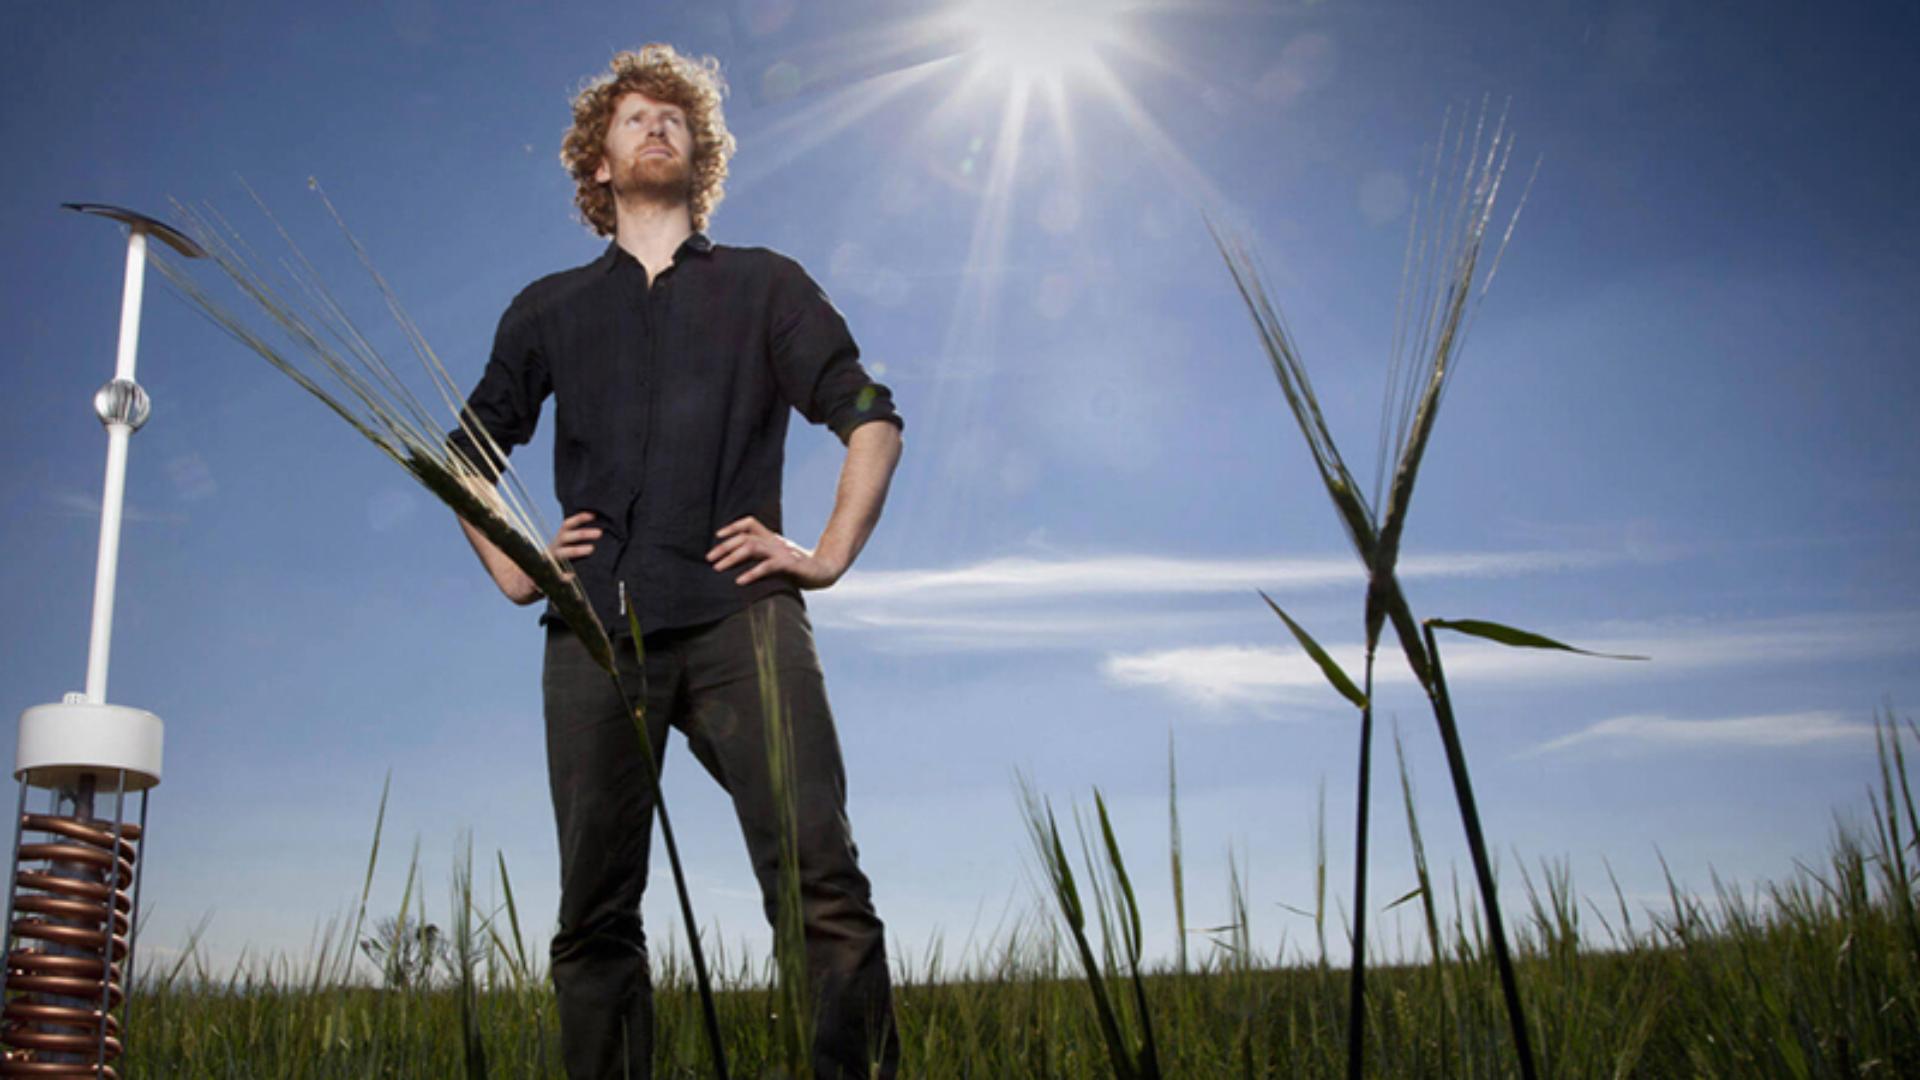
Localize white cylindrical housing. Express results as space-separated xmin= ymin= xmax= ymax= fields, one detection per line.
xmin=15 ymin=701 xmax=163 ymax=791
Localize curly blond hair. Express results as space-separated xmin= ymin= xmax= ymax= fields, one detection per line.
xmin=561 ymin=45 xmax=735 ymax=235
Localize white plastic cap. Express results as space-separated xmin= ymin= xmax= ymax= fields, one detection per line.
xmin=15 ymin=701 xmax=163 ymax=791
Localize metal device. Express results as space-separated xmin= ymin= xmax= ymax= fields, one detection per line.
xmin=1 ymin=204 xmax=203 ymax=1078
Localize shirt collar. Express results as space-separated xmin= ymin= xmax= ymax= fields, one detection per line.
xmin=598 ymin=231 xmax=715 ymax=273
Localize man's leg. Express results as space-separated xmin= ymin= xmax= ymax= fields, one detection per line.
xmin=544 ymin=622 xmax=680 ymax=1080
xmin=677 ymin=594 xmax=899 ymax=1080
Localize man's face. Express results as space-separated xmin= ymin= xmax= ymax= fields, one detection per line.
xmin=595 ymin=91 xmax=695 ymax=203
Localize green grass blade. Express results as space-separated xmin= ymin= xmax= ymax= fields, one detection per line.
xmin=388 ymin=838 xmax=422 ymax=989
xmin=452 ymin=836 xmax=490 ymax=1080
xmin=1094 ymin=791 xmax=1143 ymax=963
xmin=494 ymin=851 xmax=528 ymax=985
xmin=1427 ymin=618 xmax=1649 ymax=661
xmin=1168 ymin=730 xmax=1188 ymax=977
xmin=1095 ymin=791 xmax=1162 ymax=1079
xmin=1384 ymin=885 xmax=1426 ymax=911
xmin=1259 ymin=591 xmax=1367 ymax=709
xmin=343 ymin=772 xmax=390 ymax=984
xmin=1019 ymin=781 xmax=1139 ymax=1080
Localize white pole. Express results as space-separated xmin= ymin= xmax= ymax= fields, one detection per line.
xmin=113 ymin=230 xmax=147 ymax=382
xmin=83 ymin=229 xmax=148 ymax=704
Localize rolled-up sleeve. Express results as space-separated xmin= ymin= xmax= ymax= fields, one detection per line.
xmin=767 ymin=259 xmax=903 ymax=444
xmin=448 ymin=289 xmax=551 ymax=476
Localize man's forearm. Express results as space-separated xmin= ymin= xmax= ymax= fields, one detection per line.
xmin=812 ymin=420 xmax=903 ymax=580
xmin=457 ymin=483 xmax=542 ymax=605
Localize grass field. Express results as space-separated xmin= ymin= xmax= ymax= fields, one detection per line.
xmin=116 ymin=715 xmax=1920 ymax=1079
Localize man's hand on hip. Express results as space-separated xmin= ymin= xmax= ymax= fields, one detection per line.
xmin=708 ymin=516 xmax=845 ymax=589
xmin=552 ymin=511 xmax=603 ymax=563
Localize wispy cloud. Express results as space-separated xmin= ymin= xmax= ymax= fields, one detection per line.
xmin=1101 ymin=611 xmax=1920 ymax=707
xmin=819 ymin=607 xmax=1245 ymax=651
xmin=167 ymin=453 xmax=218 ymax=502
xmin=1102 ymin=643 xmax=1372 ymax=707
xmin=831 ymin=548 xmax=1631 ymax=605
xmin=49 ymin=490 xmax=185 ymax=525
xmin=1526 ymin=710 xmax=1876 ymax=756
xmin=815 ymin=546 xmax=1648 ymax=651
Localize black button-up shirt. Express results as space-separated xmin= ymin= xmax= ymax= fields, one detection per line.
xmin=450 ymin=233 xmax=902 ymax=636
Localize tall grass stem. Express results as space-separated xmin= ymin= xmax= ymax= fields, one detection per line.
xmin=1420 ymin=619 xmax=1537 ymax=1079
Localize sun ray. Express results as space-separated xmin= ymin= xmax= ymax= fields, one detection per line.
xmin=943 ymin=77 xmax=1035 ymax=367
xmin=1039 ymin=76 xmax=1080 ymax=182
xmin=893 ymin=75 xmax=1037 ymax=550
xmin=728 ymin=57 xmax=958 ymax=196
xmin=736 ymin=12 xmax=976 ymax=104
xmin=1083 ymin=60 xmax=1234 ymax=214
xmin=1099 ymin=16 xmax=1226 ymax=98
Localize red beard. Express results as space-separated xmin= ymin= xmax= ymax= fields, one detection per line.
xmin=610 ymin=145 xmax=693 ymax=205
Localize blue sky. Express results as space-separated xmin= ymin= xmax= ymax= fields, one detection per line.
xmin=3 ymin=0 xmax=1917 ymax=977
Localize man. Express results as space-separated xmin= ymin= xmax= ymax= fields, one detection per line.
xmin=449 ymin=44 xmax=903 ymax=1080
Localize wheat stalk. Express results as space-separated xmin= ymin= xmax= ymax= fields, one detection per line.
xmin=1212 ymin=101 xmax=1540 ymax=1080
xmin=150 ymin=186 xmax=618 ymax=677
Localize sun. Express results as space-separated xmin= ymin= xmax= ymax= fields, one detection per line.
xmin=906 ymin=0 xmax=1225 ymax=361
xmin=733 ymin=0 xmax=1219 ymax=380
xmin=954 ymin=0 xmax=1128 ymax=86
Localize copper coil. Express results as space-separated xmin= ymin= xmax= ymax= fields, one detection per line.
xmin=7 ymin=924 xmax=125 ymax=964
xmin=0 ymin=1028 xmax=121 ymax=1059
xmin=19 ymin=816 xmax=141 ymax=841
xmin=5 ymin=954 xmax=113 ymax=983
xmin=13 ymin=847 xmax=131 ymax=885
xmin=2 ymin=810 xmax=141 ymax=1076
xmin=8 ymin=900 xmax=125 ymax=940
xmin=16 ymin=820 xmax=136 ymax=866
xmin=0 ymin=1053 xmax=120 ymax=1079
xmin=0 ymin=978 xmax=121 ymax=1009
xmin=0 ymin=1006 xmax=115 ymax=1039
xmin=12 ymin=876 xmax=126 ymax=914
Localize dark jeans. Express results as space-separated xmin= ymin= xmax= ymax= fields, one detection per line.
xmin=542 ymin=592 xmax=898 ymax=1080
